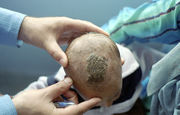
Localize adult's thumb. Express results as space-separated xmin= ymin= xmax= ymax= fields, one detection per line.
xmin=44 ymin=40 xmax=68 ymax=67
xmin=44 ymin=77 xmax=73 ymax=100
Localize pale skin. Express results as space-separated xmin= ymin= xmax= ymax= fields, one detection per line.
xmin=18 ymin=16 xmax=109 ymax=67
xmin=11 ymin=17 xmax=109 ymax=115
xmin=65 ymin=33 xmax=125 ymax=107
xmin=13 ymin=77 xmax=101 ymax=115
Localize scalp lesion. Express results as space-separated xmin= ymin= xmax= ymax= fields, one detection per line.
xmin=86 ymin=54 xmax=108 ymax=84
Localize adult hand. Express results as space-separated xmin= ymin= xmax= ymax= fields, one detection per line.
xmin=12 ymin=77 xmax=101 ymax=115
xmin=18 ymin=17 xmax=109 ymax=67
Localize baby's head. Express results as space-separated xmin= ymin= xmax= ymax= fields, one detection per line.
xmin=64 ymin=33 xmax=123 ymax=107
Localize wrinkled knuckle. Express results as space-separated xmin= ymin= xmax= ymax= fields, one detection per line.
xmin=50 ymin=51 xmax=56 ymax=58
xmin=49 ymin=50 xmax=55 ymax=57
xmin=50 ymin=51 xmax=60 ymax=61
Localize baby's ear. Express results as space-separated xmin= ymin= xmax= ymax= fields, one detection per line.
xmin=121 ymin=57 xmax=124 ymax=65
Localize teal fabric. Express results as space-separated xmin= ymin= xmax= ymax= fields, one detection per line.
xmin=0 ymin=95 xmax=17 ymax=115
xmin=0 ymin=7 xmax=26 ymax=46
xmin=102 ymin=0 xmax=180 ymax=97
xmin=102 ymin=0 xmax=180 ymax=114
xmin=102 ymin=0 xmax=180 ymax=45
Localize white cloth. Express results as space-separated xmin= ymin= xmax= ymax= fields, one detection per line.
xmin=127 ymin=42 xmax=166 ymax=80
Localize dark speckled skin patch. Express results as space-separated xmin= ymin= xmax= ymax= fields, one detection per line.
xmin=86 ymin=54 xmax=108 ymax=84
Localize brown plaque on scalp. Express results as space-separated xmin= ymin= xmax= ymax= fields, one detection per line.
xmin=86 ymin=54 xmax=108 ymax=84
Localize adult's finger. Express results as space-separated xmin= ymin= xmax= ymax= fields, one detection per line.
xmin=43 ymin=77 xmax=73 ymax=100
xmin=44 ymin=40 xmax=68 ymax=67
xmin=74 ymin=19 xmax=109 ymax=37
xmin=68 ymin=97 xmax=102 ymax=114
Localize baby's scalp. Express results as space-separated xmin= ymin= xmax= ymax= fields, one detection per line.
xmin=64 ymin=33 xmax=122 ymax=105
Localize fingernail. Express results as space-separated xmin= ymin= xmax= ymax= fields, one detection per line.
xmin=59 ymin=59 xmax=66 ymax=67
xmin=64 ymin=77 xmax=72 ymax=84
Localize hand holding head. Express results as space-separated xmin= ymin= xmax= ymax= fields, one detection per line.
xmin=13 ymin=77 xmax=101 ymax=115
xmin=18 ymin=17 xmax=109 ymax=67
